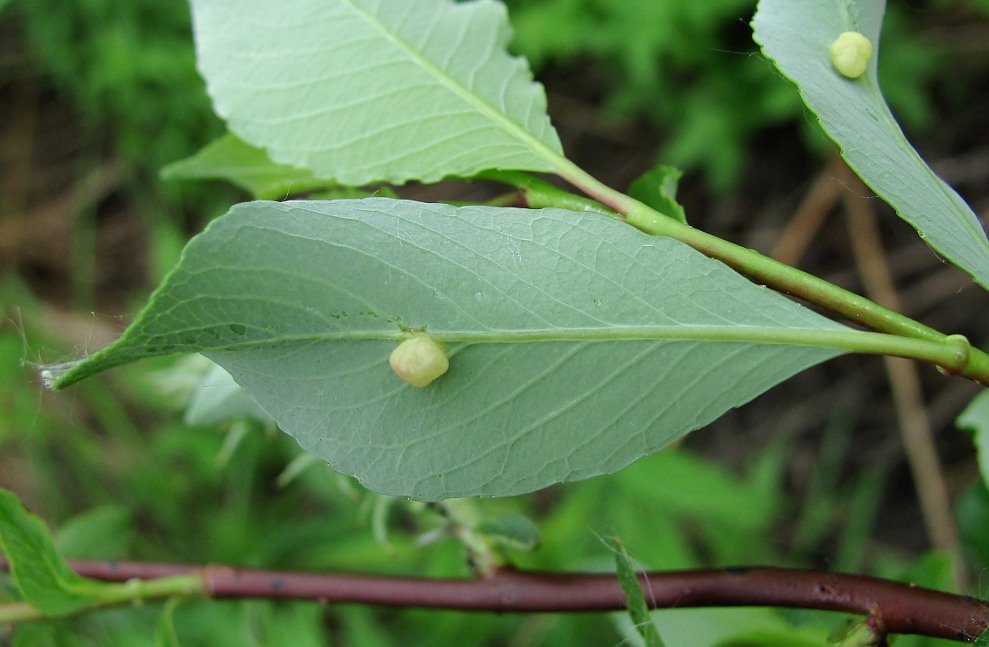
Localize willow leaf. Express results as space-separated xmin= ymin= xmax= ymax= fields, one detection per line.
xmin=191 ymin=0 xmax=562 ymax=185
xmin=49 ymin=199 xmax=854 ymax=500
xmin=753 ymin=0 xmax=989 ymax=289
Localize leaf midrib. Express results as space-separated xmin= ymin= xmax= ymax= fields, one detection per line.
xmin=184 ymin=324 xmax=864 ymax=350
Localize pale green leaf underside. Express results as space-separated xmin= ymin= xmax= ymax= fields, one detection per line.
xmin=52 ymin=199 xmax=850 ymax=500
xmin=753 ymin=0 xmax=989 ymax=290
xmin=957 ymin=390 xmax=989 ymax=490
xmin=185 ymin=362 xmax=273 ymax=426
xmin=190 ymin=0 xmax=562 ymax=185
xmin=162 ymin=134 xmax=330 ymax=200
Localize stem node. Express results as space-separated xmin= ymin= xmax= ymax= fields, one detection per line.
xmin=937 ymin=334 xmax=971 ymax=376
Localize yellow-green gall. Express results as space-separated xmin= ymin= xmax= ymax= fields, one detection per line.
xmin=830 ymin=31 xmax=873 ymax=79
xmin=389 ymin=334 xmax=449 ymax=387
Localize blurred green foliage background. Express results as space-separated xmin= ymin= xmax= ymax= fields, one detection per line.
xmin=12 ymin=0 xmax=989 ymax=190
xmin=13 ymin=0 xmax=221 ymax=176
xmin=506 ymin=0 xmax=989 ymax=189
xmin=3 ymin=0 xmax=989 ymax=644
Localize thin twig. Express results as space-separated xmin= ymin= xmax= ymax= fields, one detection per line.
xmin=770 ymin=161 xmax=845 ymax=266
xmin=2 ymin=558 xmax=986 ymax=642
xmin=840 ymin=162 xmax=967 ymax=591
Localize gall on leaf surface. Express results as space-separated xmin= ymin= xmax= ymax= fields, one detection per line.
xmin=753 ymin=0 xmax=989 ymax=290
xmin=829 ymin=31 xmax=873 ymax=79
xmin=50 ymin=199 xmax=853 ymax=500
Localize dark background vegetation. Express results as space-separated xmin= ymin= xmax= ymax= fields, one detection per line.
xmin=2 ymin=0 xmax=989 ymax=644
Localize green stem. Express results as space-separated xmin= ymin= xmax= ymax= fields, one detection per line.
xmin=98 ymin=573 xmax=205 ymax=605
xmin=536 ymin=157 xmax=989 ymax=384
xmin=0 ymin=602 xmax=44 ymax=624
xmin=0 ymin=574 xmax=205 ymax=626
xmin=478 ymin=170 xmax=618 ymax=217
xmin=440 ymin=499 xmax=506 ymax=576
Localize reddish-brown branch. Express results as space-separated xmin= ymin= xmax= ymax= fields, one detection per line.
xmin=3 ymin=559 xmax=986 ymax=642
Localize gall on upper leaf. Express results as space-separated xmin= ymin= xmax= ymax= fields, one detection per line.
xmin=389 ymin=334 xmax=449 ymax=388
xmin=830 ymin=31 xmax=874 ymax=79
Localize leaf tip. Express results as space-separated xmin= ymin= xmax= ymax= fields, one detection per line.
xmin=38 ymin=360 xmax=84 ymax=390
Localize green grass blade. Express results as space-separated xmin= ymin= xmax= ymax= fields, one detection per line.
xmin=610 ymin=537 xmax=666 ymax=647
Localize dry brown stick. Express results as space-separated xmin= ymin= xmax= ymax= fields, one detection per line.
xmin=770 ymin=160 xmax=845 ymax=266
xmin=839 ymin=162 xmax=966 ymax=591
